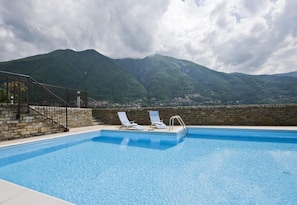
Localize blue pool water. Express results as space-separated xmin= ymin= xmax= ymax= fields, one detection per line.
xmin=0 ymin=128 xmax=297 ymax=205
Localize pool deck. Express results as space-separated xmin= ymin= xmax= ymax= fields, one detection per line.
xmin=0 ymin=125 xmax=296 ymax=205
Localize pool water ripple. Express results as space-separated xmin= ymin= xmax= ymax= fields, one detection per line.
xmin=0 ymin=129 xmax=297 ymax=204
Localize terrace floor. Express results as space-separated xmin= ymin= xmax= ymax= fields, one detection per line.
xmin=0 ymin=125 xmax=296 ymax=205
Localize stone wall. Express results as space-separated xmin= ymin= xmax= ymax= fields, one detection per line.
xmin=0 ymin=106 xmax=94 ymax=141
xmin=92 ymin=104 xmax=297 ymax=126
xmin=0 ymin=107 xmax=65 ymax=141
xmin=67 ymin=107 xmax=94 ymax=128
xmin=31 ymin=106 xmax=94 ymax=128
xmin=1 ymin=104 xmax=295 ymax=141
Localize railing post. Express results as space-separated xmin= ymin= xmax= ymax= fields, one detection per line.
xmin=77 ymin=91 xmax=80 ymax=108
xmin=26 ymin=77 xmax=29 ymax=113
xmin=65 ymin=106 xmax=69 ymax=131
xmin=6 ymin=76 xmax=9 ymax=105
xmin=16 ymin=78 xmax=21 ymax=119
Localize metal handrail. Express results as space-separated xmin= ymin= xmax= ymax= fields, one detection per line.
xmin=0 ymin=71 xmax=70 ymax=130
xmin=0 ymin=71 xmax=88 ymax=107
xmin=39 ymin=82 xmax=88 ymax=108
xmin=169 ymin=115 xmax=187 ymax=135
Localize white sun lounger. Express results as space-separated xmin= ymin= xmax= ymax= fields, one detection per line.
xmin=117 ymin=112 xmax=144 ymax=130
xmin=149 ymin=110 xmax=167 ymax=129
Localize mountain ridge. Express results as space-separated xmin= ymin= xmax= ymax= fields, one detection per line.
xmin=1 ymin=49 xmax=296 ymax=106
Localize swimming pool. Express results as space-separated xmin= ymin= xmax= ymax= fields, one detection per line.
xmin=0 ymin=127 xmax=297 ymax=204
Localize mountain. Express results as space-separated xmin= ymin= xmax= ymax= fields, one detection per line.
xmin=115 ymin=54 xmax=195 ymax=101
xmin=116 ymin=54 xmax=297 ymax=104
xmin=0 ymin=49 xmax=147 ymax=102
xmin=1 ymin=49 xmax=297 ymax=106
xmin=274 ymin=71 xmax=297 ymax=77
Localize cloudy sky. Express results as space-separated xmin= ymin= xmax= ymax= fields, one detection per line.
xmin=0 ymin=0 xmax=296 ymax=74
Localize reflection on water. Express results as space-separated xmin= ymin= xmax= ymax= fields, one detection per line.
xmin=92 ymin=136 xmax=176 ymax=150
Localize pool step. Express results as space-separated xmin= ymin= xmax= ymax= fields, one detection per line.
xmin=100 ymin=128 xmax=186 ymax=145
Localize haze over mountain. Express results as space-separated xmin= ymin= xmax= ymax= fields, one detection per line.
xmin=0 ymin=49 xmax=296 ymax=106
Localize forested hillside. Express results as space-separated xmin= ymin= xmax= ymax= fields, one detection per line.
xmin=1 ymin=49 xmax=296 ymax=106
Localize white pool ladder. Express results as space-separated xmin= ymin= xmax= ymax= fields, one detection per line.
xmin=169 ymin=115 xmax=187 ymax=136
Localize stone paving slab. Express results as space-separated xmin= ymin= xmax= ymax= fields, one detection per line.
xmin=0 ymin=179 xmax=74 ymax=205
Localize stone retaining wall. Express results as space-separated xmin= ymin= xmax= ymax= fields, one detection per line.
xmin=0 ymin=106 xmax=94 ymax=141
xmin=1 ymin=104 xmax=295 ymax=141
xmin=0 ymin=107 xmax=65 ymax=141
xmin=92 ymin=104 xmax=297 ymax=126
xmin=67 ymin=107 xmax=94 ymax=128
xmin=31 ymin=106 xmax=94 ymax=129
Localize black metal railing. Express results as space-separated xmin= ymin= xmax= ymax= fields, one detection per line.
xmin=0 ymin=71 xmax=87 ymax=131
xmin=39 ymin=83 xmax=88 ymax=108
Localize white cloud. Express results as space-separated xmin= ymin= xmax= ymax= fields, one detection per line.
xmin=0 ymin=0 xmax=296 ymax=74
